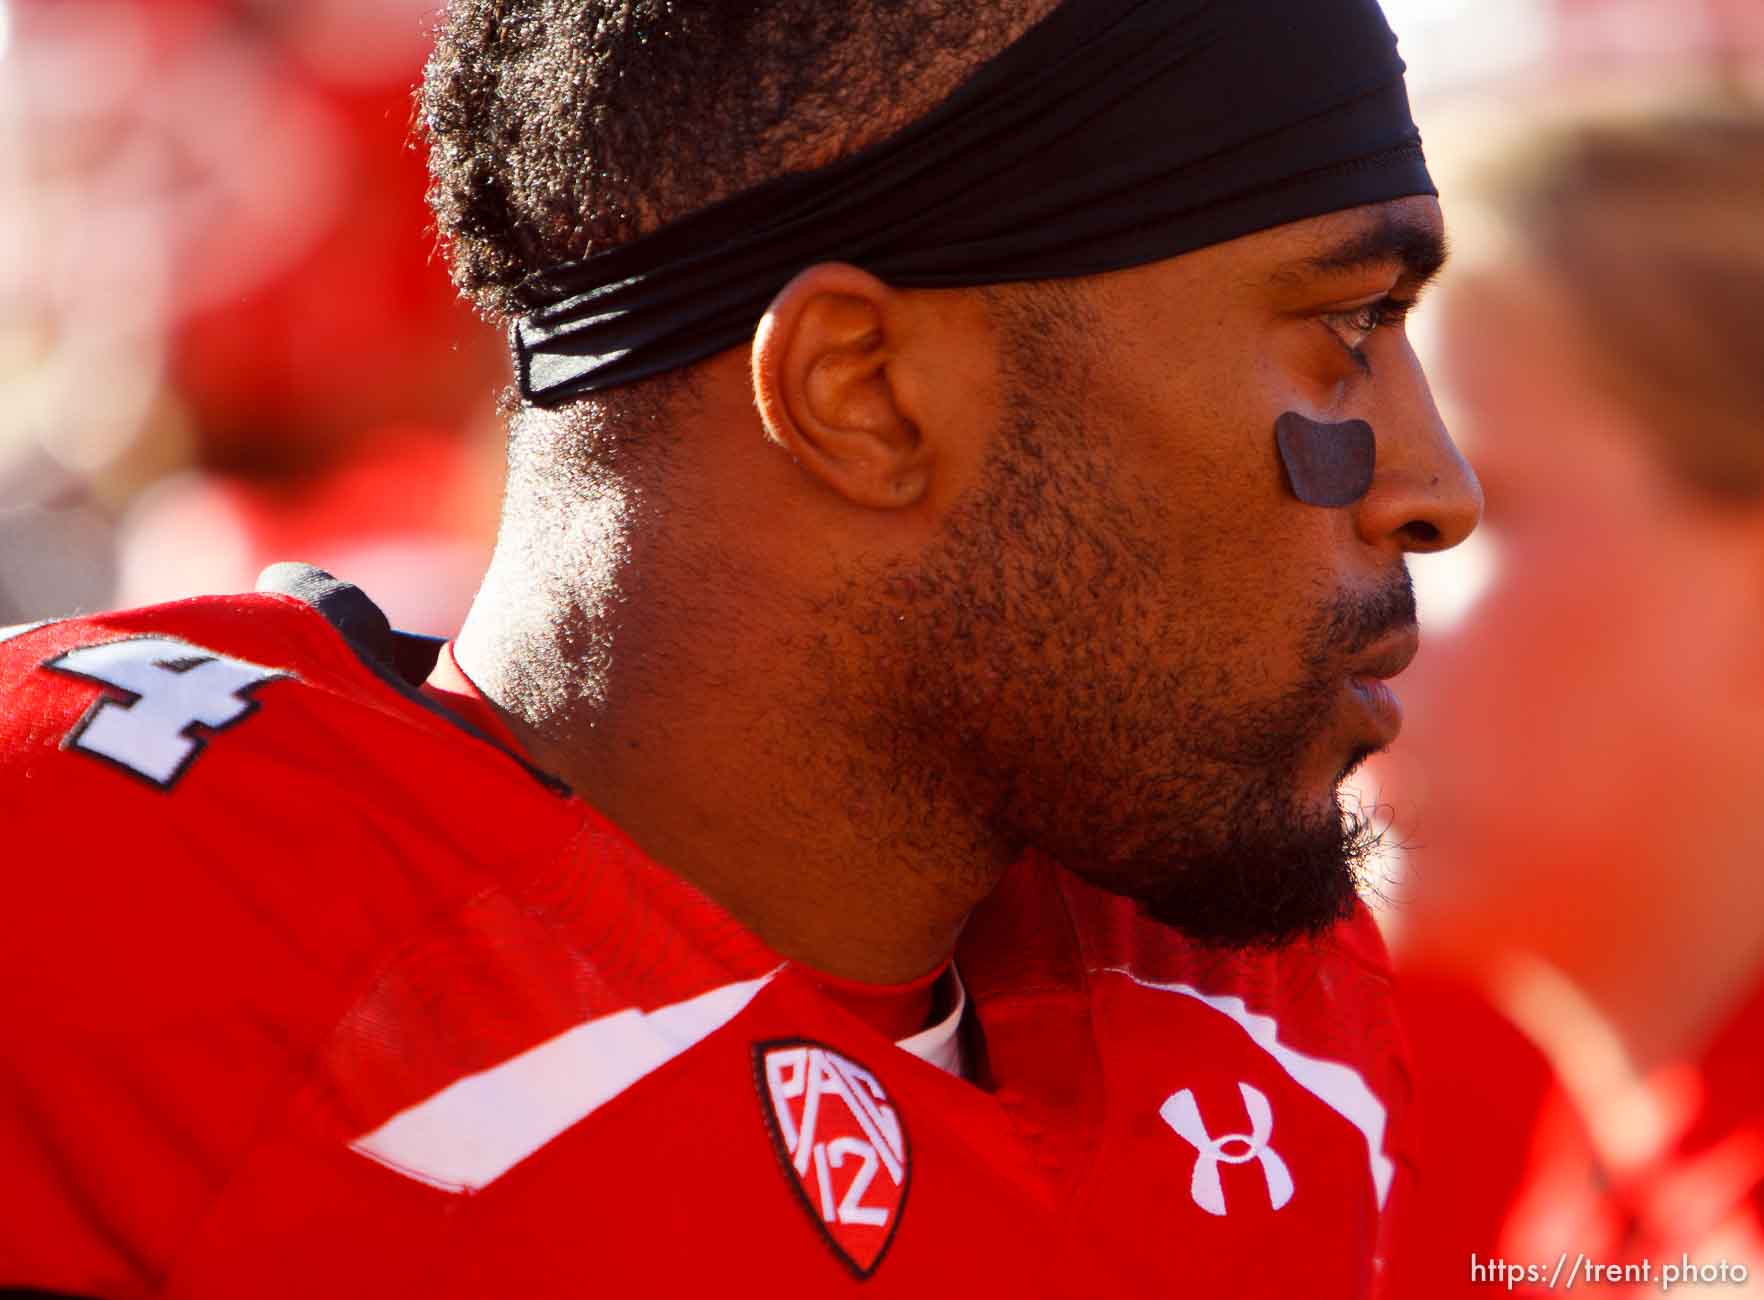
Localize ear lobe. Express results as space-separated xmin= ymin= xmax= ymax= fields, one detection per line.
xmin=751 ymin=263 xmax=930 ymax=510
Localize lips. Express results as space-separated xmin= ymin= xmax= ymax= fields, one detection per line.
xmin=1343 ymin=624 xmax=1420 ymax=746
xmin=1347 ymin=624 xmax=1420 ymax=683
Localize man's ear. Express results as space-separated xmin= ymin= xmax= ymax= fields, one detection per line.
xmin=751 ymin=263 xmax=932 ymax=509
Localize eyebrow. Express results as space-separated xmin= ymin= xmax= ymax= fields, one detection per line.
xmin=1275 ymin=209 xmax=1451 ymax=288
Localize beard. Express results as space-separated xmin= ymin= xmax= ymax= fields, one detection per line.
xmin=1071 ymin=571 xmax=1415 ymax=949
xmin=826 ymin=312 xmax=1414 ymax=950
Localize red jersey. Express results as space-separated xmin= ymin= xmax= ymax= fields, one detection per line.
xmin=0 ymin=572 xmax=1417 ymax=1297
xmin=1388 ymin=970 xmax=1764 ymax=1298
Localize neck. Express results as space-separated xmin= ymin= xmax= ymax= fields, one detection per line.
xmin=1424 ymin=837 xmax=1764 ymax=1082
xmin=1489 ymin=922 xmax=1763 ymax=1178
xmin=1543 ymin=892 xmax=1764 ymax=1079
xmin=456 ymin=484 xmax=1011 ymax=985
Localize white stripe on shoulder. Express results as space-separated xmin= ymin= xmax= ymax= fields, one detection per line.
xmin=351 ymin=969 xmax=778 ymax=1194
xmin=0 ymin=621 xmax=50 ymax=646
xmin=1105 ymin=966 xmax=1396 ymax=1209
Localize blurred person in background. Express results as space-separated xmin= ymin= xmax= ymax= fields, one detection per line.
xmin=1378 ymin=101 xmax=1764 ymax=1296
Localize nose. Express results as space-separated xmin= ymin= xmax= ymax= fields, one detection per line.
xmin=1354 ymin=350 xmax=1483 ymax=555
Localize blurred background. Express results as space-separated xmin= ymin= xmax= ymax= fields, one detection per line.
xmin=2 ymin=1 xmax=1763 ymax=1293
xmin=0 ymin=0 xmax=506 ymax=635
xmin=1363 ymin=2 xmax=1764 ymax=1296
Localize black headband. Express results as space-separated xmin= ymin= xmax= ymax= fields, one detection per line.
xmin=513 ymin=0 xmax=1433 ymax=406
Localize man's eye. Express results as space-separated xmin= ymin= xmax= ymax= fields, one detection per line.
xmin=1322 ymin=296 xmax=1417 ymax=369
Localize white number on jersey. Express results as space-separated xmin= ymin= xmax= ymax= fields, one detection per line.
xmin=45 ymin=637 xmax=289 ymax=788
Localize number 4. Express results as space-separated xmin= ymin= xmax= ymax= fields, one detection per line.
xmin=45 ymin=637 xmax=289 ymax=789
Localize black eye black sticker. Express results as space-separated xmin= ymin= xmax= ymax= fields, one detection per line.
xmin=1275 ymin=413 xmax=1376 ymax=508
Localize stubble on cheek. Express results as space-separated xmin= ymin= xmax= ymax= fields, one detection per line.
xmin=861 ymin=395 xmax=1348 ymax=870
xmin=814 ymin=284 xmax=1388 ymax=943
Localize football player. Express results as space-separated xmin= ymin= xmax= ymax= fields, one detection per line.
xmin=0 ymin=0 xmax=1479 ymax=1294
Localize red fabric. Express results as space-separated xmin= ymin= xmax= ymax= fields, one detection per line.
xmin=1613 ymin=981 xmax=1764 ymax=1266
xmin=803 ymin=960 xmax=949 ymax=1045
xmin=425 ymin=648 xmax=948 ymax=1045
xmin=1386 ymin=970 xmax=1764 ymax=1298
xmin=1384 ymin=971 xmax=1577 ymax=1299
xmin=2 ymin=597 xmax=1417 ymax=1297
xmin=420 ymin=641 xmax=526 ymax=754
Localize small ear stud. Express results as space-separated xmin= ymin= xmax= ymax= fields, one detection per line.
xmin=1275 ymin=412 xmax=1376 ymax=507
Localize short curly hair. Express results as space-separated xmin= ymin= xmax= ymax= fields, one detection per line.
xmin=420 ymin=0 xmax=1053 ymax=326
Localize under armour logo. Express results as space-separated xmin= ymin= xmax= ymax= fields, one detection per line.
xmin=1159 ymin=1082 xmax=1294 ymax=1217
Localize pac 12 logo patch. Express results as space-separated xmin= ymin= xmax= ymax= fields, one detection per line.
xmin=754 ymin=1041 xmax=910 ymax=1278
